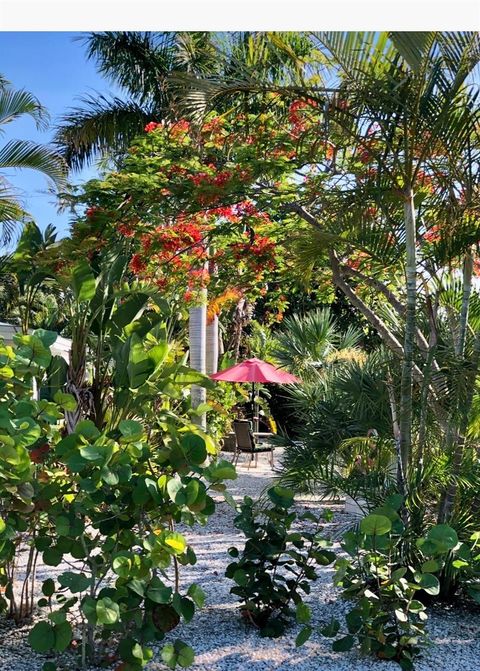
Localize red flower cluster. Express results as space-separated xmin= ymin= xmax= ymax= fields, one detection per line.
xmin=423 ymin=224 xmax=441 ymax=243
xmin=232 ymin=232 xmax=276 ymax=271
xmin=86 ymin=207 xmax=99 ymax=218
xmin=288 ymin=99 xmax=318 ymax=135
xmin=170 ymin=119 xmax=190 ymax=138
xmin=145 ymin=121 xmax=161 ymax=133
xmin=118 ymin=222 xmax=135 ymax=237
xmin=129 ymin=253 xmax=147 ymax=274
xmin=188 ymin=268 xmax=211 ymax=288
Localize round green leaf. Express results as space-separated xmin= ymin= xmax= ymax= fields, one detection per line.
xmin=54 ymin=621 xmax=72 ymax=652
xmin=96 ymin=597 xmax=120 ymax=625
xmin=42 ymin=578 xmax=55 ymax=597
xmin=268 ymin=486 xmax=294 ymax=508
xmin=415 ymin=572 xmax=440 ymax=595
xmin=426 ymin=524 xmax=458 ymax=553
xmin=360 ymin=514 xmax=392 ymax=536
xmin=28 ymin=621 xmax=55 ymax=652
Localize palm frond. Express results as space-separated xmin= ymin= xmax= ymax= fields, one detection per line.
xmin=0 ymin=86 xmax=49 ymax=131
xmin=80 ymin=32 xmax=178 ymax=104
xmin=0 ymin=139 xmax=66 ymax=187
xmin=55 ymin=95 xmax=155 ymax=170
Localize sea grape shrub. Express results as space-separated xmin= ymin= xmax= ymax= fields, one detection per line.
xmin=321 ymin=498 xmax=471 ymax=671
xmin=0 ymin=330 xmax=76 ymax=620
xmin=226 ymin=486 xmax=335 ymax=638
xmin=0 ymin=330 xmax=237 ymax=670
xmin=27 ymin=419 xmax=237 ymax=671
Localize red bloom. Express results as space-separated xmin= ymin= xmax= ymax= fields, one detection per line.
xmin=423 ymin=224 xmax=441 ymax=243
xmin=118 ymin=223 xmax=135 ymax=237
xmin=145 ymin=121 xmax=161 ymax=133
xmin=129 ymin=254 xmax=147 ymax=274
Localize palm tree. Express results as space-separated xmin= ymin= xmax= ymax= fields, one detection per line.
xmin=0 ymin=78 xmax=67 ymax=244
xmin=55 ymin=31 xmax=313 ymax=170
xmin=54 ymin=32 xmax=229 ymax=171
xmin=0 ymin=221 xmax=62 ymax=333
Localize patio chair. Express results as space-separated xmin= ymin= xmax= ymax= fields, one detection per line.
xmin=232 ymin=419 xmax=274 ymax=468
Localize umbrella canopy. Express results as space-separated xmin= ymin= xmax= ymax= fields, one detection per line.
xmin=210 ymin=358 xmax=300 ymax=384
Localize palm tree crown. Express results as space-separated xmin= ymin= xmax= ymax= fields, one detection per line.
xmin=0 ymin=77 xmax=67 ymax=244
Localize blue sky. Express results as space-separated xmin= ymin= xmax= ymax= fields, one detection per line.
xmin=0 ymin=32 xmax=119 ymax=243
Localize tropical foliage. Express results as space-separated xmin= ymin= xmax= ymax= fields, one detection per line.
xmin=1 ymin=31 xmax=480 ymax=671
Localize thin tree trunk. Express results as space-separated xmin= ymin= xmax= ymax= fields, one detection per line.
xmin=456 ymin=250 xmax=473 ymax=357
xmin=189 ymin=290 xmax=207 ymax=429
xmin=399 ymin=188 xmax=417 ymax=475
xmin=206 ymin=314 xmax=219 ymax=375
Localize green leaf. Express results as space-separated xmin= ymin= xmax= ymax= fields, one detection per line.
xmin=33 ymin=329 xmax=58 ymax=347
xmin=28 ymin=621 xmax=55 ymax=652
xmin=160 ymin=531 xmax=187 ymax=555
xmin=72 ymin=260 xmax=96 ymax=302
xmin=233 ymin=568 xmax=248 ymax=586
xmin=332 ymin=634 xmax=355 ymax=652
xmin=161 ymin=640 xmax=194 ymax=669
xmin=53 ymin=391 xmax=77 ymax=412
xmin=42 ymin=578 xmax=55 ymax=597
xmin=360 ymin=514 xmax=392 ymax=536
xmin=96 ymin=597 xmax=120 ymax=625
xmin=75 ymin=419 xmax=101 ymax=440
xmin=295 ymin=625 xmax=312 ymax=647
xmin=296 ymin=602 xmax=311 ymax=624
xmin=147 ymin=580 xmax=172 ymax=604
xmin=113 ymin=555 xmax=132 ymax=578
xmin=421 ymin=559 xmax=440 ymax=573
xmin=204 ymin=459 xmax=237 ymax=482
xmin=0 ymin=518 xmax=5 ymax=535
xmin=58 ymin=571 xmax=92 ymax=593
xmin=119 ymin=419 xmax=143 ymax=443
xmin=187 ymin=583 xmax=206 ymax=608
xmin=414 ymin=572 xmax=440 ymax=595
xmin=320 ymin=618 xmax=340 ymax=638
xmin=13 ymin=334 xmax=51 ymax=368
xmin=167 ymin=478 xmax=186 ymax=505
xmin=426 ymin=524 xmax=459 ymax=553
xmin=53 ymin=621 xmax=72 ymax=652
xmin=181 ymin=433 xmax=207 ymax=464
xmin=43 ymin=547 xmax=63 ymax=567
xmin=267 ymin=485 xmax=294 ymax=508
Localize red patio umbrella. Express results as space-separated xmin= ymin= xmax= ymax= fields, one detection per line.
xmin=210 ymin=358 xmax=300 ymax=432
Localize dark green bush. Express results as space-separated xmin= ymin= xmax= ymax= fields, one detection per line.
xmin=225 ymin=485 xmax=335 ymax=638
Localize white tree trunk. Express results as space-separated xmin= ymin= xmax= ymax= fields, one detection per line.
xmin=189 ymin=291 xmax=207 ymax=428
xmin=206 ymin=314 xmax=219 ymax=375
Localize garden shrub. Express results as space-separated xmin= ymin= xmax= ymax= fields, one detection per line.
xmin=317 ymin=497 xmax=480 ymax=670
xmin=226 ymin=485 xmax=335 ymax=638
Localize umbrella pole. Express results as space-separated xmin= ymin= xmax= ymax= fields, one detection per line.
xmin=251 ymin=381 xmax=258 ymax=433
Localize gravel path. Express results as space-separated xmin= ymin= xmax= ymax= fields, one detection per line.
xmin=1 ymin=450 xmax=479 ymax=671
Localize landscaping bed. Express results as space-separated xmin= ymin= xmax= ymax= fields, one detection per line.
xmin=2 ymin=455 xmax=479 ymax=671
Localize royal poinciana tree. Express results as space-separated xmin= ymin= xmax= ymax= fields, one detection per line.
xmin=63 ymin=31 xmax=480 ymax=523
xmin=64 ymin=110 xmax=303 ymax=424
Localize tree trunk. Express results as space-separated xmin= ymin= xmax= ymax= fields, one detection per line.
xmin=189 ymin=291 xmax=207 ymax=429
xmin=206 ymin=314 xmax=219 ymax=375
xmin=399 ymin=188 xmax=417 ymax=475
